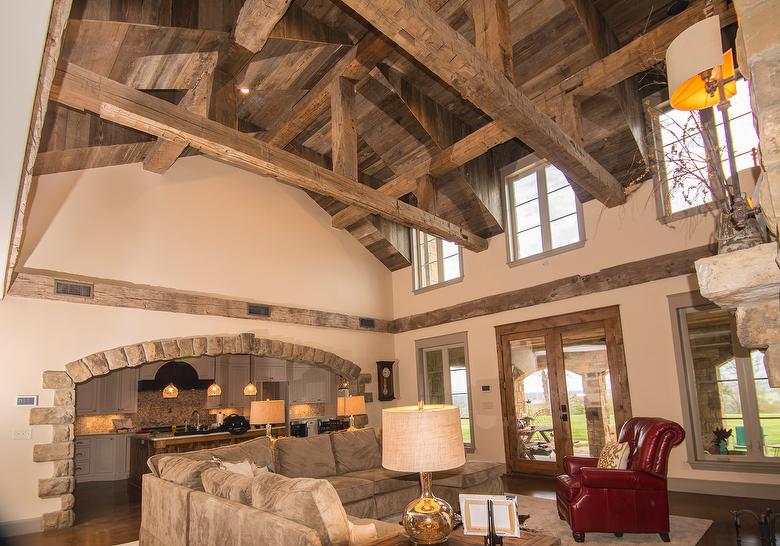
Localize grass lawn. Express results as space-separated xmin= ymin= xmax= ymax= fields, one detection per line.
xmin=525 ymin=414 xmax=591 ymax=449
xmin=723 ymin=413 xmax=780 ymax=453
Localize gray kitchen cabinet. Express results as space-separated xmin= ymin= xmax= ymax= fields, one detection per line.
xmin=76 ymin=368 xmax=138 ymax=415
xmin=75 ymin=434 xmax=131 ymax=483
xmin=289 ymin=364 xmax=333 ymax=404
xmin=254 ymin=357 xmax=287 ymax=382
xmin=76 ymin=378 xmax=98 ymax=414
xmin=227 ymin=358 xmax=252 ymax=409
xmin=116 ymin=368 xmax=139 ymax=413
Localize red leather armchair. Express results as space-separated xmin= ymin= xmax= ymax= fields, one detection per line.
xmin=556 ymin=417 xmax=685 ymax=543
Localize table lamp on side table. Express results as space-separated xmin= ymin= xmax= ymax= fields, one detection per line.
xmin=250 ymin=399 xmax=285 ymax=442
xmin=337 ymin=395 xmax=366 ymax=430
xmin=382 ymin=402 xmax=466 ymax=544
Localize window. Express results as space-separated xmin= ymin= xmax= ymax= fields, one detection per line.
xmin=411 ymin=229 xmax=462 ymax=291
xmin=671 ymin=293 xmax=778 ymax=472
xmin=652 ymin=79 xmax=759 ymax=219
xmin=503 ymin=157 xmax=585 ymax=264
xmin=416 ymin=333 xmax=474 ymax=450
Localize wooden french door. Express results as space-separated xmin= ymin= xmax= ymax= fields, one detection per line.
xmin=495 ymin=306 xmax=632 ymax=476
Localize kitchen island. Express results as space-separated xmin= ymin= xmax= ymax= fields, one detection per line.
xmin=128 ymin=427 xmax=282 ymax=488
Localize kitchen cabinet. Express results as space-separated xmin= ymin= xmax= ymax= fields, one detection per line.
xmin=227 ymin=360 xmax=252 ymax=409
xmin=75 ymin=434 xmax=131 ymax=483
xmin=289 ymin=364 xmax=334 ymax=404
xmin=76 ymin=367 xmax=138 ymax=415
xmin=255 ymin=357 xmax=287 ymax=382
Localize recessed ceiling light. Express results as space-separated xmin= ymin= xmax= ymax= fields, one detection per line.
xmin=239 ymin=87 xmax=250 ymax=95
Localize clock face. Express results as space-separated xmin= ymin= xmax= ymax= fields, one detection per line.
xmin=382 ymin=368 xmax=391 ymax=379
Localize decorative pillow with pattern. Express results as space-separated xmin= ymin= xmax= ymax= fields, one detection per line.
xmin=597 ymin=441 xmax=630 ymax=469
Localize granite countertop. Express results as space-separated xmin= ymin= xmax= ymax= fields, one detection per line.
xmin=75 ymin=431 xmax=135 ymax=437
xmin=133 ymin=425 xmax=285 ymax=443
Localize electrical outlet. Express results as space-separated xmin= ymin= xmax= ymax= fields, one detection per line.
xmin=13 ymin=428 xmax=32 ymax=440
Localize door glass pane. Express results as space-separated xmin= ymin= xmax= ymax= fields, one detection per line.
xmin=425 ymin=350 xmax=445 ymax=405
xmin=561 ymin=326 xmax=617 ymax=457
xmin=684 ymin=308 xmax=746 ymax=456
xmin=510 ymin=337 xmax=555 ymax=462
xmin=752 ymin=350 xmax=780 ymax=458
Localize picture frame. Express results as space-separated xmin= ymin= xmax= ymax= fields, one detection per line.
xmin=459 ymin=494 xmax=522 ymax=538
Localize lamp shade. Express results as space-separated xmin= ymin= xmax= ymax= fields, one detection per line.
xmin=382 ymin=404 xmax=465 ymax=473
xmin=666 ymin=16 xmax=736 ymax=110
xmin=250 ymin=399 xmax=285 ymax=425
xmin=337 ymin=395 xmax=366 ymax=416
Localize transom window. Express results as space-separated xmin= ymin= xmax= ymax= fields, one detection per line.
xmin=653 ymin=78 xmax=759 ymax=219
xmin=411 ymin=230 xmax=462 ymax=291
xmin=504 ymin=158 xmax=585 ymax=264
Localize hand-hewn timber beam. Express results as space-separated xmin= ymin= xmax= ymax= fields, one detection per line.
xmin=331 ymin=77 xmax=358 ymax=181
xmin=33 ymin=143 xmax=158 ymax=175
xmin=471 ymin=0 xmax=513 ymax=82
xmin=51 ymin=63 xmax=487 ymax=251
xmin=390 ymin=245 xmax=716 ymax=332
xmin=339 ymin=0 xmax=625 ymax=208
xmin=233 ymin=0 xmax=294 ymax=53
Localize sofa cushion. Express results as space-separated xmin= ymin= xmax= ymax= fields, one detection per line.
xmin=251 ymin=471 xmax=350 ymax=545
xmin=330 ymin=428 xmax=382 ymax=474
xmin=431 ymin=461 xmax=504 ymax=489
xmin=324 ymin=475 xmax=375 ymax=504
xmin=343 ymin=468 xmax=418 ymax=495
xmin=148 ymin=436 xmax=274 ymax=476
xmin=276 ymin=435 xmax=337 ymax=478
xmin=201 ymin=467 xmax=253 ymax=505
xmin=158 ymin=456 xmax=217 ymax=491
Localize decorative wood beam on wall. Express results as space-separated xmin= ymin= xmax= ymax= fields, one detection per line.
xmin=8 ymin=269 xmax=392 ymax=333
xmin=4 ymin=0 xmax=73 ymax=297
xmin=390 ymin=245 xmax=717 ymax=333
xmin=338 ymin=0 xmax=625 ymax=207
xmin=568 ymin=0 xmax=648 ymax=161
xmin=51 ymin=63 xmax=487 ymax=251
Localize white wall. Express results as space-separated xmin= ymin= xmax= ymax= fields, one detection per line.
xmin=0 ymin=1 xmax=52 ymax=292
xmin=391 ymin=182 xmax=780 ymax=489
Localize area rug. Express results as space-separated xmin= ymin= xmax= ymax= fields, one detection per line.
xmin=514 ymin=495 xmax=712 ymax=545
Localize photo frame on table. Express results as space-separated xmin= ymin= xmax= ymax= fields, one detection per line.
xmin=459 ymin=494 xmax=522 ymax=537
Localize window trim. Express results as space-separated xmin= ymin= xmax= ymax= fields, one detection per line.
xmin=501 ymin=155 xmax=586 ymax=266
xmin=668 ymin=292 xmax=777 ymax=473
xmin=415 ymin=332 xmax=475 ymax=452
xmin=411 ymin=229 xmax=464 ymax=294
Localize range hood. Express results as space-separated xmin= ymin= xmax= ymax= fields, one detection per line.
xmin=138 ymin=361 xmax=213 ymax=392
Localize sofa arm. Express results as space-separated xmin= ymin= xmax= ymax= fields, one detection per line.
xmin=563 ymin=456 xmax=599 ymax=476
xmin=580 ymin=467 xmax=666 ymax=490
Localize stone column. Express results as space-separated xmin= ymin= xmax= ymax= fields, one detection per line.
xmin=582 ymin=371 xmax=608 ymax=457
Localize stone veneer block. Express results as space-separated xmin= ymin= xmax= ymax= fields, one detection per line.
xmin=52 ymin=425 xmax=74 ymax=443
xmin=695 ymin=244 xmax=780 ymax=307
xmin=142 ymin=341 xmax=165 ymax=362
xmin=177 ymin=337 xmax=195 ymax=357
xmin=33 ymin=441 xmax=74 ymax=462
xmin=270 ymin=340 xmax=284 ymax=357
xmin=53 ymin=389 xmax=75 ymax=407
xmin=358 ymin=373 xmax=371 ymax=385
xmin=52 ymin=459 xmax=74 ymax=477
xmin=301 ymin=346 xmax=316 ymax=363
xmin=205 ymin=336 xmax=222 ymax=355
xmin=123 ymin=344 xmax=146 ymax=367
xmin=65 ymin=360 xmax=92 ymax=383
xmin=30 ymin=407 xmax=74 ymax=426
xmin=61 ymin=493 xmax=75 ymax=511
xmin=347 ymin=364 xmax=360 ymax=380
xmin=39 ymin=477 xmax=75 ymax=498
xmin=239 ymin=333 xmax=254 ymax=353
xmin=43 ymin=509 xmax=74 ymax=530
xmin=736 ymin=300 xmax=780 ymax=347
xmin=291 ymin=344 xmax=306 ymax=361
xmin=192 ymin=337 xmax=208 ymax=356
xmin=313 ymin=349 xmax=326 ymax=364
xmin=736 ymin=0 xmax=780 ymax=58
xmin=104 ymin=347 xmax=129 ymax=370
xmin=161 ymin=339 xmax=181 ymax=360
xmin=281 ymin=342 xmax=294 ymax=359
xmin=252 ymin=338 xmax=272 ymax=356
xmin=83 ymin=353 xmax=110 ymax=376
xmin=221 ymin=335 xmax=239 ymax=354
xmin=42 ymin=371 xmax=73 ymax=390
xmin=766 ymin=345 xmax=780 ymax=388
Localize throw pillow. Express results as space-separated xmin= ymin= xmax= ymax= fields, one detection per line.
xmin=201 ymin=467 xmax=253 ymax=505
xmin=251 ymin=471 xmax=351 ymax=546
xmin=348 ymin=521 xmax=378 ymax=545
xmin=158 ymin=456 xmax=217 ymax=491
xmin=597 ymin=442 xmax=630 ymax=469
xmin=275 ymin=435 xmax=337 ymax=478
xmin=330 ymin=428 xmax=382 ymax=474
xmin=221 ymin=459 xmax=254 ymax=477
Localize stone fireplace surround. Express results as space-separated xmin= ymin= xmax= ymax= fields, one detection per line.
xmin=28 ymin=332 xmax=363 ymax=530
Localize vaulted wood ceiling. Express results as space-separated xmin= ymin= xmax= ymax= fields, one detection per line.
xmin=33 ymin=0 xmax=733 ymax=271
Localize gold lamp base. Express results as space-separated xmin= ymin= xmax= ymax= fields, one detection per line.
xmin=403 ymin=472 xmax=455 ymax=545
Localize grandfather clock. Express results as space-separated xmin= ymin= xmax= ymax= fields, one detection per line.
xmin=376 ymin=361 xmax=396 ymax=401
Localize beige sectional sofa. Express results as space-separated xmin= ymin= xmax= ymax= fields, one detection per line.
xmin=140 ymin=428 xmax=504 ymax=545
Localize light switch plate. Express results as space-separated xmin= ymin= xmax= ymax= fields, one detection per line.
xmin=13 ymin=428 xmax=32 ymax=440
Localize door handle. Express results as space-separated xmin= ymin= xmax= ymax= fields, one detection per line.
xmin=560 ymin=404 xmax=568 ymax=413
xmin=560 ymin=413 xmax=569 ymax=422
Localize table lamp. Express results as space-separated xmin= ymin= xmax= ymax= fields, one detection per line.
xmin=249 ymin=399 xmax=285 ymax=441
xmin=337 ymin=395 xmax=366 ymax=430
xmin=382 ymin=403 xmax=465 ymax=544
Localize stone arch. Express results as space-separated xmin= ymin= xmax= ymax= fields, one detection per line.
xmin=29 ymin=332 xmax=362 ymax=530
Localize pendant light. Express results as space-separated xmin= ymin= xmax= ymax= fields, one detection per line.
xmin=244 ymin=355 xmax=257 ymax=396
xmin=162 ymin=383 xmax=179 ymax=399
xmin=207 ymin=356 xmax=222 ymax=397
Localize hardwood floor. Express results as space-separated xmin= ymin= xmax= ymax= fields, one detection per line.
xmin=7 ymin=475 xmax=777 ymax=545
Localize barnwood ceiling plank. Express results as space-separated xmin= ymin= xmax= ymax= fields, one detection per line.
xmin=233 ymin=0 xmax=294 ymax=53
xmin=339 ymin=0 xmax=624 ymax=207
xmin=471 ymin=0 xmax=514 ymax=82
xmin=51 ymin=63 xmax=487 ymax=251
xmin=568 ymin=0 xmax=647 ymax=160
xmin=33 ymin=143 xmax=158 ymax=175
xmin=270 ymin=4 xmax=353 ymax=46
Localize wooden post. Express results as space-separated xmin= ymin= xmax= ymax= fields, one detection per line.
xmin=331 ymin=77 xmax=358 ymax=181
xmin=471 ymin=0 xmax=514 ymax=82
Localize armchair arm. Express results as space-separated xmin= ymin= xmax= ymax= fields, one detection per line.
xmin=563 ymin=456 xmax=599 ymax=476
xmin=580 ymin=467 xmax=666 ymax=491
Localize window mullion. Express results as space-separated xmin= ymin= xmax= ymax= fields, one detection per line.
xmin=538 ymin=167 xmax=553 ymax=252
xmin=736 ymin=355 xmax=764 ymax=459
xmin=699 ymin=108 xmax=727 ymax=202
